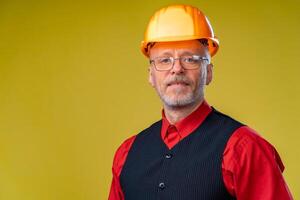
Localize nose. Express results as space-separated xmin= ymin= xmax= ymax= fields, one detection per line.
xmin=170 ymin=58 xmax=185 ymax=74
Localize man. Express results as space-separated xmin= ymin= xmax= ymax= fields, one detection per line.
xmin=108 ymin=4 xmax=293 ymax=200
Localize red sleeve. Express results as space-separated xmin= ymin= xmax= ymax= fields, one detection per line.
xmin=108 ymin=135 xmax=136 ymax=200
xmin=222 ymin=126 xmax=293 ymax=200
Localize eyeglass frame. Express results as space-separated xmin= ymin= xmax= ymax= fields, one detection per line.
xmin=149 ymin=55 xmax=209 ymax=71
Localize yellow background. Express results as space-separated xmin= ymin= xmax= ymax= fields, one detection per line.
xmin=0 ymin=0 xmax=299 ymax=199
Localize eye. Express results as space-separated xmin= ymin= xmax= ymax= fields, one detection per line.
xmin=158 ymin=57 xmax=172 ymax=65
xmin=182 ymin=56 xmax=197 ymax=64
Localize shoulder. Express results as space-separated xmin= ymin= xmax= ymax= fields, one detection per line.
xmin=112 ymin=135 xmax=137 ymax=177
xmin=114 ymin=135 xmax=137 ymax=157
xmin=211 ymin=108 xmax=245 ymax=128
xmin=223 ymin=127 xmax=292 ymax=199
xmin=225 ymin=126 xmax=285 ymax=172
xmin=229 ymin=126 xmax=278 ymax=154
xmin=112 ymin=120 xmax=162 ymax=176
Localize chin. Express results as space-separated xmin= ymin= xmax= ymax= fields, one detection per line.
xmin=161 ymin=94 xmax=196 ymax=107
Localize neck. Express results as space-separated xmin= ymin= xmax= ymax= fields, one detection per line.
xmin=164 ymin=99 xmax=204 ymax=124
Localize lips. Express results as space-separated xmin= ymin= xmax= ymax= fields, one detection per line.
xmin=167 ymin=81 xmax=189 ymax=87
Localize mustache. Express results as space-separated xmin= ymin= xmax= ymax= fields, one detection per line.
xmin=164 ymin=75 xmax=192 ymax=86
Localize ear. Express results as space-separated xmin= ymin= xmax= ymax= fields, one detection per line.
xmin=148 ymin=66 xmax=155 ymax=87
xmin=206 ymin=63 xmax=213 ymax=85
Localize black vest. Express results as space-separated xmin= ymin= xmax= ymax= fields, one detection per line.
xmin=120 ymin=108 xmax=243 ymax=200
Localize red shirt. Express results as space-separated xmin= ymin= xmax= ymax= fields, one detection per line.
xmin=108 ymin=100 xmax=293 ymax=199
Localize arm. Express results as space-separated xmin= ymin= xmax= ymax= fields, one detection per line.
xmin=222 ymin=126 xmax=293 ymax=200
xmin=108 ymin=135 xmax=136 ymax=200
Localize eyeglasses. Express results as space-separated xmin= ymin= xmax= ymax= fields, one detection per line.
xmin=149 ymin=55 xmax=209 ymax=71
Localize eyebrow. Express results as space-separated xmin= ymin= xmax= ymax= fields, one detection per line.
xmin=157 ymin=50 xmax=202 ymax=57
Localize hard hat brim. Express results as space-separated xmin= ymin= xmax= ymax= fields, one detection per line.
xmin=141 ymin=37 xmax=219 ymax=57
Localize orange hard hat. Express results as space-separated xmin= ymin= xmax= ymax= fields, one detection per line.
xmin=141 ymin=4 xmax=219 ymax=57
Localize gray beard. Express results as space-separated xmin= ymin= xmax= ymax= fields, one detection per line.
xmin=156 ymin=65 xmax=207 ymax=108
xmin=158 ymin=84 xmax=205 ymax=108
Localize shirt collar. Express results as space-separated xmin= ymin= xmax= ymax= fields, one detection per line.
xmin=161 ymin=100 xmax=212 ymax=140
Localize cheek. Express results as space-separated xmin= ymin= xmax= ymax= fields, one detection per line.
xmin=156 ymin=78 xmax=165 ymax=92
xmin=152 ymin=73 xmax=167 ymax=90
xmin=187 ymin=73 xmax=201 ymax=88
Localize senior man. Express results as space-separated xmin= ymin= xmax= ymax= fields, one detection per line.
xmin=108 ymin=4 xmax=293 ymax=200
